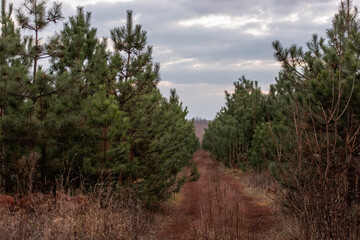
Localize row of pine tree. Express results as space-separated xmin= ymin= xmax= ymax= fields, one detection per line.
xmin=0 ymin=0 xmax=199 ymax=206
xmin=203 ymin=0 xmax=360 ymax=238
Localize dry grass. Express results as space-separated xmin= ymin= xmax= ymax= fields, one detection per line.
xmin=190 ymin=164 xmax=281 ymax=240
xmin=192 ymin=175 xmax=247 ymax=240
xmin=0 ymin=187 xmax=154 ymax=240
xmin=191 ymin=166 xmax=301 ymax=240
xmin=167 ymin=191 xmax=184 ymax=206
xmin=0 ymin=164 xmax=301 ymax=240
xmin=238 ymin=169 xmax=301 ymax=240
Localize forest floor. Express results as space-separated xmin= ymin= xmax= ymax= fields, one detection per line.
xmin=154 ymin=149 xmax=287 ymax=240
xmin=0 ymin=149 xmax=294 ymax=239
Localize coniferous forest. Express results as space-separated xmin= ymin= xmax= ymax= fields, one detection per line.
xmin=203 ymin=0 xmax=360 ymax=238
xmin=0 ymin=0 xmax=199 ymax=207
xmin=1 ymin=0 xmax=360 ymax=239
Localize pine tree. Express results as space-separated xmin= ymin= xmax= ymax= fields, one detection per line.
xmin=136 ymin=89 xmax=199 ymax=205
xmin=0 ymin=3 xmax=198 ymax=206
xmin=14 ymin=0 xmax=63 ymax=191
xmin=82 ymin=85 xmax=129 ymax=178
xmin=47 ymin=7 xmax=111 ymax=187
xmin=203 ymin=76 xmax=268 ymax=170
xmin=271 ymin=0 xmax=360 ymax=238
xmin=107 ymin=11 xmax=198 ymax=205
xmin=0 ymin=0 xmax=27 ymax=191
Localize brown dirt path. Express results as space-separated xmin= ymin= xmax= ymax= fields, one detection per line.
xmin=155 ymin=149 xmax=277 ymax=240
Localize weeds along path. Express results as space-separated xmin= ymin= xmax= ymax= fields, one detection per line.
xmin=155 ymin=149 xmax=276 ymax=240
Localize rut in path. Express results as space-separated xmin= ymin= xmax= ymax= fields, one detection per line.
xmin=156 ymin=149 xmax=277 ymax=240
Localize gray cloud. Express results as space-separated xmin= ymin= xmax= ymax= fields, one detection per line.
xmin=10 ymin=0 xmax=358 ymax=119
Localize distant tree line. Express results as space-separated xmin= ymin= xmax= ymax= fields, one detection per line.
xmin=0 ymin=0 xmax=199 ymax=207
xmin=203 ymin=0 xmax=360 ymax=238
xmin=202 ymin=76 xmax=272 ymax=171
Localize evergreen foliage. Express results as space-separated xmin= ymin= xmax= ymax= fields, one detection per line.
xmin=203 ymin=0 xmax=360 ymax=238
xmin=0 ymin=0 xmax=198 ymax=206
xmin=0 ymin=0 xmax=27 ymax=192
xmin=202 ymin=76 xmax=270 ymax=170
xmin=269 ymin=1 xmax=360 ymax=237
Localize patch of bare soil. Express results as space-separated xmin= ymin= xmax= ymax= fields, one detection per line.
xmin=155 ymin=149 xmax=279 ymax=240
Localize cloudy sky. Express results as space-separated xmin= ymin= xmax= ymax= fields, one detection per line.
xmin=10 ymin=0 xmax=358 ymax=119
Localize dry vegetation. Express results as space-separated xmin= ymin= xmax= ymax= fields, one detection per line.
xmin=0 ymin=186 xmax=154 ymax=240
xmin=237 ymin=169 xmax=301 ymax=239
xmin=192 ymin=167 xmax=300 ymax=240
xmin=155 ymin=149 xmax=299 ymax=240
xmin=0 ymin=151 xmax=303 ymax=240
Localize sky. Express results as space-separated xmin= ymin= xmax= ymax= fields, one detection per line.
xmin=9 ymin=0 xmax=359 ymax=119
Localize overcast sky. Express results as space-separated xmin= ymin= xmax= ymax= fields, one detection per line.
xmin=10 ymin=0 xmax=359 ymax=119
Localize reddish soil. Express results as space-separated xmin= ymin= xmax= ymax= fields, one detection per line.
xmin=155 ymin=149 xmax=277 ymax=240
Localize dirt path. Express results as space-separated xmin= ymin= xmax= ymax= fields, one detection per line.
xmin=155 ymin=149 xmax=277 ymax=240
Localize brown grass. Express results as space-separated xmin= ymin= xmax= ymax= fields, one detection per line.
xmin=191 ymin=165 xmax=301 ymax=240
xmin=1 ymin=154 xmax=302 ymax=240
xmin=192 ymin=174 xmax=248 ymax=239
xmin=0 ymin=187 xmax=154 ymax=240
xmin=155 ymin=150 xmax=295 ymax=240
xmin=191 ymin=170 xmax=278 ymax=240
xmin=237 ymin=169 xmax=301 ymax=240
